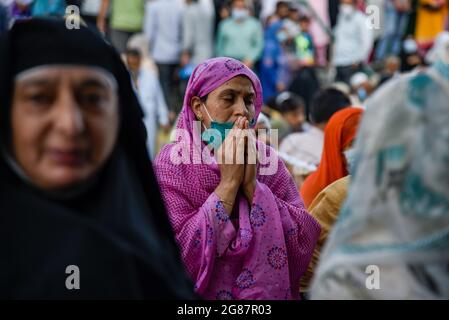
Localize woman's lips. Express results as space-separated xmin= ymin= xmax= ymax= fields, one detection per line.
xmin=47 ymin=149 xmax=88 ymax=166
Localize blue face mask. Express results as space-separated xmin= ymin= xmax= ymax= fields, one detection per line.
xmin=201 ymin=103 xmax=256 ymax=149
xmin=277 ymin=31 xmax=288 ymax=43
xmin=357 ymin=88 xmax=367 ymax=101
xmin=201 ymin=104 xmax=235 ymax=150
xmin=232 ymin=9 xmax=248 ymax=21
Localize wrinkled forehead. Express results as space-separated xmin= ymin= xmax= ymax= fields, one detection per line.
xmin=14 ymin=65 xmax=118 ymax=91
xmin=210 ymin=75 xmax=256 ymax=96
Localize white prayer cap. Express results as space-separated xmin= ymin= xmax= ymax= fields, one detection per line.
xmin=350 ymin=72 xmax=369 ymax=88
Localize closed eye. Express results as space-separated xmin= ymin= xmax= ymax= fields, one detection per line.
xmin=79 ymin=93 xmax=104 ymax=105
xmin=222 ymin=96 xmax=234 ymax=103
xmin=77 ymin=87 xmax=110 ymax=108
xmin=26 ymin=93 xmax=53 ymax=105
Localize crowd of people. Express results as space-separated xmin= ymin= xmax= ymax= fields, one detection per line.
xmin=0 ymin=0 xmax=449 ymax=300
xmin=1 ymin=0 xmax=448 ymax=159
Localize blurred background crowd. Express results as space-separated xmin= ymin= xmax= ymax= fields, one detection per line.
xmin=0 ymin=0 xmax=448 ymax=182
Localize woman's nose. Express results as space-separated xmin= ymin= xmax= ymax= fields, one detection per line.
xmin=235 ymin=98 xmax=249 ymax=117
xmin=53 ymin=90 xmax=85 ymax=137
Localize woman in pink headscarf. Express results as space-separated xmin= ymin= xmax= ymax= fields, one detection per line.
xmin=153 ymin=57 xmax=320 ymax=300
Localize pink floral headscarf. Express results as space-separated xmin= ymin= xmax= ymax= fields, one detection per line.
xmin=177 ymin=57 xmax=263 ymax=136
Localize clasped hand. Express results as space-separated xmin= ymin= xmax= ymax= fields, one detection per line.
xmin=215 ymin=117 xmax=257 ymax=211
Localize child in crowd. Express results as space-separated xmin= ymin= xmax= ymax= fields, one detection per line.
xmin=274 ymin=91 xmax=307 ymax=141
xmin=289 ymin=15 xmax=320 ymax=119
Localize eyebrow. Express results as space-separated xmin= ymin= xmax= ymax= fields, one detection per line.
xmin=18 ymin=78 xmax=57 ymax=88
xmin=219 ymin=89 xmax=256 ymax=97
xmin=77 ymin=78 xmax=114 ymax=90
xmin=17 ymin=77 xmax=114 ymax=91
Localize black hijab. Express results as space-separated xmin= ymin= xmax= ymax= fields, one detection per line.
xmin=0 ymin=18 xmax=195 ymax=299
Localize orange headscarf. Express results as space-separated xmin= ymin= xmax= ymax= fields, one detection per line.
xmin=300 ymin=108 xmax=364 ymax=208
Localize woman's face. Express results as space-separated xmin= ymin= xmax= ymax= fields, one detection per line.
xmin=192 ymin=75 xmax=256 ymax=128
xmin=11 ymin=65 xmax=119 ymax=190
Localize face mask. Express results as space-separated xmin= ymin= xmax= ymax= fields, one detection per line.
xmin=344 ymin=147 xmax=356 ymax=174
xmin=201 ymin=103 xmax=256 ymax=149
xmin=179 ymin=63 xmax=195 ymax=80
xmin=340 ymin=4 xmax=354 ymax=16
xmin=277 ymin=31 xmax=288 ymax=43
xmin=403 ymin=39 xmax=418 ymax=54
xmin=357 ymin=87 xmax=367 ymax=101
xmin=232 ymin=9 xmax=248 ymax=21
xmin=201 ymin=103 xmax=235 ymax=150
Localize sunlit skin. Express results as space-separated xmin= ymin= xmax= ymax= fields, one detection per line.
xmin=190 ymin=75 xmax=257 ymax=212
xmin=11 ymin=65 xmax=119 ymax=191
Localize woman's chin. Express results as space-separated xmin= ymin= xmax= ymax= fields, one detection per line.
xmin=33 ymin=168 xmax=94 ymax=191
